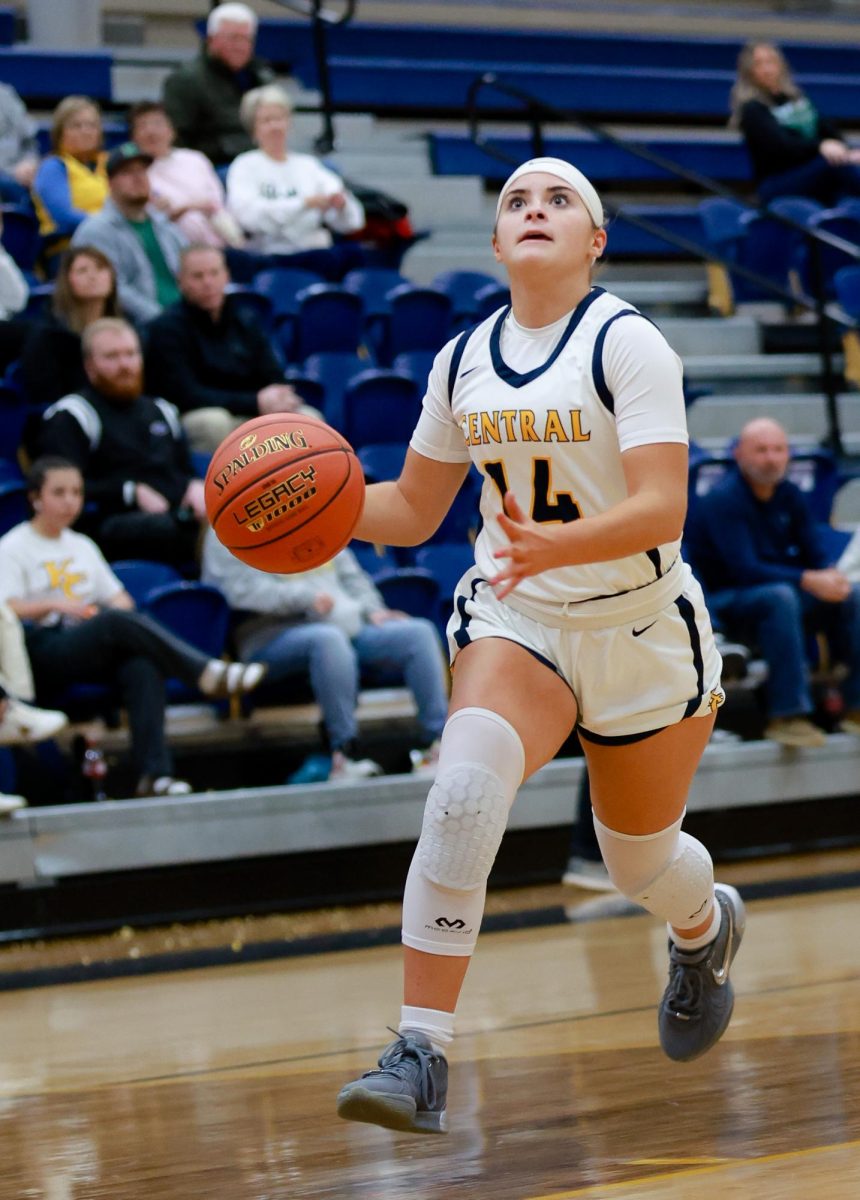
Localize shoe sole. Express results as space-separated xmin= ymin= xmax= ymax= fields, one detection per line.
xmin=660 ymin=883 xmax=746 ymax=1063
xmin=336 ymin=1086 xmax=447 ymax=1134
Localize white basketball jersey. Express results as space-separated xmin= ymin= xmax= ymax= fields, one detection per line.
xmin=410 ymin=287 xmax=689 ymax=628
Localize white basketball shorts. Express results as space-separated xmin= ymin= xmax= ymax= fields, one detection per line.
xmin=446 ymin=566 xmax=724 ymax=743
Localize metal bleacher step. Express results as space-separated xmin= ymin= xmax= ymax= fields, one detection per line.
xmin=688 ymin=391 xmax=860 ymax=451
xmin=682 ymin=352 xmax=839 ymax=394
xmin=655 ymin=316 xmax=760 ymax=358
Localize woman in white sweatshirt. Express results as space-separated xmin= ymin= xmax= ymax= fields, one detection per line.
xmin=225 ymin=84 xmax=365 ymax=279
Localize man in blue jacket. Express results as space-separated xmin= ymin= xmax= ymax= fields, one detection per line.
xmin=686 ymin=417 xmax=860 ymax=747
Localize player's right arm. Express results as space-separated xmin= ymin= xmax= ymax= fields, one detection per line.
xmin=352 ymin=338 xmax=472 ymax=546
xmin=353 ymin=451 xmax=469 ymax=547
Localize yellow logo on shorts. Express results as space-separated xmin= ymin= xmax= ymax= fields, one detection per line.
xmin=708 ymin=689 xmax=725 ymax=714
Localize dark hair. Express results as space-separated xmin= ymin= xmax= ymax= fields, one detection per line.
xmin=52 ymin=245 xmax=121 ymax=333
xmin=27 ymin=456 xmax=80 ymax=498
xmin=128 ymin=100 xmax=171 ymax=133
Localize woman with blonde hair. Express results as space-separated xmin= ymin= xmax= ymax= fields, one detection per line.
xmin=731 ymin=41 xmax=860 ymax=204
xmin=22 ymin=246 xmax=120 ymax=407
xmin=31 ymin=97 xmax=109 ymax=254
xmin=226 ymin=84 xmax=365 ymax=278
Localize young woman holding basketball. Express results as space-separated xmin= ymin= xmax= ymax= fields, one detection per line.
xmin=335 ymin=158 xmax=744 ymax=1135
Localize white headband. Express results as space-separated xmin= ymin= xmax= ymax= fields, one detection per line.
xmin=495 ymin=157 xmax=604 ymax=227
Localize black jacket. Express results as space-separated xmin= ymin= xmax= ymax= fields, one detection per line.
xmin=739 ymin=93 xmax=842 ymax=184
xmin=162 ymin=51 xmax=276 ymax=166
xmin=145 ymin=295 xmax=284 ymax=417
xmin=37 ymin=385 xmax=193 ymax=516
xmin=21 ymin=312 xmax=87 ymax=407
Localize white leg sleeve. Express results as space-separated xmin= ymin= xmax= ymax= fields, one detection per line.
xmin=593 ymin=811 xmax=715 ymax=931
xmin=401 ymin=707 xmax=525 ymax=957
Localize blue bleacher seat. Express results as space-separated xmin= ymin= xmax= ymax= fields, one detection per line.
xmin=372 ymin=567 xmax=440 ymax=623
xmin=414 ymin=541 xmax=474 ymax=635
xmin=431 ymin=270 xmax=500 ymax=326
xmin=834 ymin=265 xmax=860 ymax=317
xmin=301 ymin=350 xmax=369 ymax=430
xmin=342 ymin=267 xmax=408 ymax=317
xmin=0 ymin=480 xmax=28 ymax=536
xmin=111 ymin=560 xmax=182 ymax=607
xmin=252 ymin=267 xmax=325 ymax=321
xmin=0 ymin=48 xmax=112 ymax=103
xmin=291 ymin=285 xmax=364 ymax=361
xmin=473 ymin=282 xmax=511 ymax=320
xmin=357 ymin=442 xmax=408 ymax=483
xmin=785 ymin=449 xmax=840 ymax=523
xmin=426 ymin=469 xmax=482 ymax=545
xmin=392 ymin=350 xmax=436 ymax=388
xmin=348 ymin=540 xmax=399 ymax=577
xmin=801 ymin=207 xmax=860 ymax=299
xmin=22 ymin=282 xmax=55 ymax=320
xmin=341 ymin=369 xmax=420 ymax=449
xmin=0 ymin=388 xmax=27 ymax=464
xmin=1 ymin=205 xmax=40 ymax=273
xmin=223 ymin=285 xmax=274 ymax=333
xmin=281 ymin=371 xmax=326 ymax=415
xmin=142 ymin=581 xmax=231 ymax=704
xmin=383 ymin=285 xmax=452 ymax=365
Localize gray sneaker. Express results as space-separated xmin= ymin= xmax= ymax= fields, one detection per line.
xmin=336 ymin=1032 xmax=448 ymax=1134
xmin=658 ymin=883 xmax=746 ymax=1062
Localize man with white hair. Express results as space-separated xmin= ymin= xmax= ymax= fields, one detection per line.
xmin=163 ymin=3 xmax=277 ymax=167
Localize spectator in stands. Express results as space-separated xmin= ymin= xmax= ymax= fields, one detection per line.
xmin=202 ymin=530 xmax=449 ymax=782
xmin=730 ymin=41 xmax=860 ymax=205
xmin=162 ymin=2 xmax=276 ymax=168
xmin=226 ymin=85 xmax=365 ymax=280
xmin=0 ymin=457 xmax=266 ymax=799
xmin=145 ymin=244 xmax=319 ymax=453
xmin=0 ymin=209 xmax=32 ymax=372
xmin=71 ymin=142 xmax=186 ymax=327
xmin=37 ymin=318 xmax=205 ymax=566
xmin=31 ymin=97 xmax=108 ymax=259
xmin=129 ymin=102 xmax=245 ymax=250
xmin=0 ymin=600 xmax=68 ymax=815
xmin=685 ymin=417 xmax=860 ymax=748
xmin=22 ymin=246 xmax=121 ymax=407
xmin=0 ymin=81 xmax=39 ymax=205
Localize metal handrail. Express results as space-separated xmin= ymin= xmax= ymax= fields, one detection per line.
xmin=268 ymin=0 xmax=358 ymax=152
xmin=465 ymin=72 xmax=859 ymax=454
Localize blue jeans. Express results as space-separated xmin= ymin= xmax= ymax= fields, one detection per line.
xmin=758 ymin=156 xmax=860 ymax=207
xmin=710 ymin=582 xmax=860 ymax=718
xmin=248 ymin=617 xmax=449 ymax=750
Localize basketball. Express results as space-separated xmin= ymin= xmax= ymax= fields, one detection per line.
xmin=204 ymin=412 xmax=365 ymax=573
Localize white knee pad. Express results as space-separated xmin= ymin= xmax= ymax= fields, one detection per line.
xmin=594 ymin=811 xmax=714 ymax=930
xmin=402 ymin=707 xmax=525 ymax=956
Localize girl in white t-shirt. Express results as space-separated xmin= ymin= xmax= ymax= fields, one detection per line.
xmin=335 ymin=159 xmax=744 ymax=1135
xmin=0 ymin=457 xmax=266 ymax=798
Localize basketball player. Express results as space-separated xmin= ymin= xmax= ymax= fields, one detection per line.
xmin=335 ymin=158 xmax=745 ymax=1134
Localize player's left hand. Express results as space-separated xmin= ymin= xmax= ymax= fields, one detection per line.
xmin=490 ymin=491 xmax=561 ymax=599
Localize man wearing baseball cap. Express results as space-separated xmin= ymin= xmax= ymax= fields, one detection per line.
xmin=72 ymin=141 xmax=188 ymax=326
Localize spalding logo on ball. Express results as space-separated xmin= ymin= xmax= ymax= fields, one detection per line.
xmin=204 ymin=413 xmax=365 ymax=573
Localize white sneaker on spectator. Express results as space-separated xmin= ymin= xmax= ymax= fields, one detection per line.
xmin=136 ymin=776 xmax=193 ymax=798
xmin=0 ymin=699 xmax=68 ymax=746
xmin=409 ymin=739 xmax=441 ymax=775
xmin=330 ymin=751 xmax=384 ymax=781
xmin=562 ymin=855 xmax=616 ymax=891
xmin=0 ymin=792 xmax=27 ymax=816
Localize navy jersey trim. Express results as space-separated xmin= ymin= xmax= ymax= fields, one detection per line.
xmin=446 ymin=321 xmax=481 ymax=406
xmin=675 ymin=592 xmax=705 ymax=718
xmin=489 ymin=287 xmax=605 ymax=388
xmin=453 ymin=573 xmax=487 ymax=648
xmin=646 ymin=548 xmax=663 ymax=578
xmin=578 ymin=723 xmax=667 ymax=746
xmin=591 ymin=308 xmax=655 ymax=414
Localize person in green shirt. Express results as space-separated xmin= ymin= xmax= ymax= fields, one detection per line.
xmin=71 ymin=142 xmax=187 ymax=326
